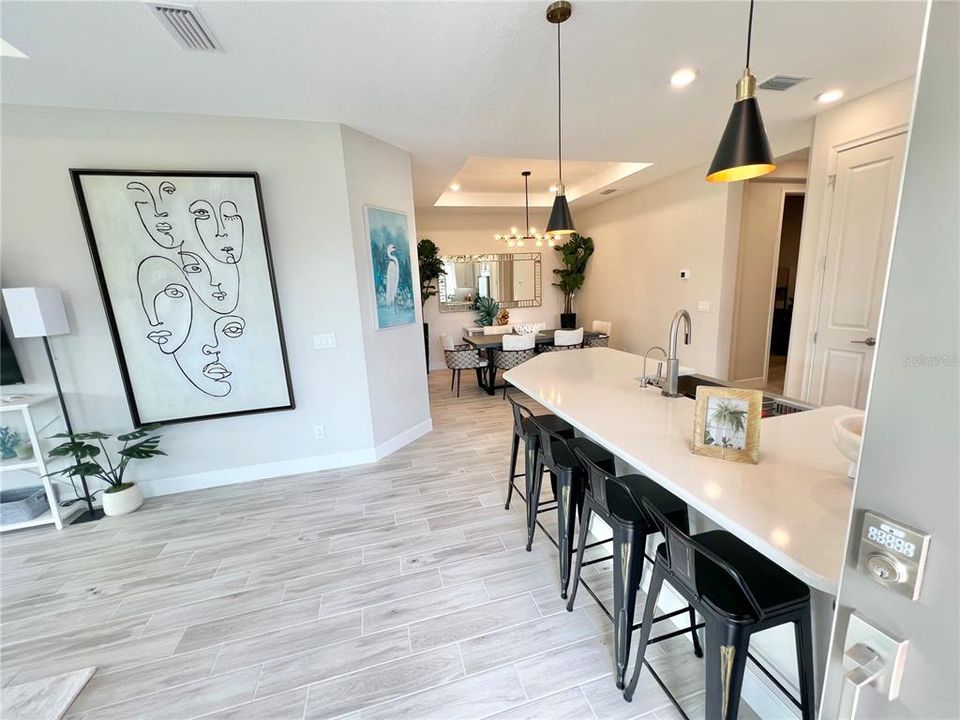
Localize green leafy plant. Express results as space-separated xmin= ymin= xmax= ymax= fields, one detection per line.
xmin=47 ymin=425 xmax=165 ymax=494
xmin=0 ymin=426 xmax=22 ymax=459
xmin=417 ymin=238 xmax=446 ymax=306
xmin=552 ymin=233 xmax=595 ymax=314
xmin=474 ymin=296 xmax=500 ymax=327
xmin=708 ymin=400 xmax=748 ymax=448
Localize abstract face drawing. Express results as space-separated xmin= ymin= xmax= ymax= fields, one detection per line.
xmin=128 ymin=181 xmax=181 ymax=249
xmin=179 ymin=250 xmax=240 ymax=314
xmin=189 ymin=199 xmax=244 ymax=265
xmin=137 ymin=256 xmax=193 ymax=354
xmin=174 ymin=314 xmax=246 ymax=397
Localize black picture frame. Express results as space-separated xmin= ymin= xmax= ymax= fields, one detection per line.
xmin=70 ymin=169 xmax=295 ymax=427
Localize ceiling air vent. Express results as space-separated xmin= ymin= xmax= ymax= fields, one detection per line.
xmin=599 ymin=188 xmax=618 ymax=195
xmin=149 ymin=3 xmax=222 ymax=51
xmin=758 ymin=74 xmax=808 ymax=92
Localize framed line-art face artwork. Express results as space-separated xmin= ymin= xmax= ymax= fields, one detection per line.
xmin=364 ymin=206 xmax=416 ymax=330
xmin=692 ymin=386 xmax=762 ymax=464
xmin=71 ymin=170 xmax=294 ymax=426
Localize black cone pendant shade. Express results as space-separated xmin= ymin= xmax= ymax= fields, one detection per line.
xmin=706 ymin=0 xmax=776 ymax=183
xmin=546 ymin=0 xmax=576 ymax=234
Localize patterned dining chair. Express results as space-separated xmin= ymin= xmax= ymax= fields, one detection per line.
xmin=441 ymin=333 xmax=487 ymax=397
xmin=492 ymin=333 xmax=537 ymax=399
xmin=587 ymin=320 xmax=612 ymax=348
xmin=541 ymin=327 xmax=584 ymax=352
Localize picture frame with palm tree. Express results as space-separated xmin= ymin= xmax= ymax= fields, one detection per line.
xmin=692 ymin=387 xmax=762 ymax=464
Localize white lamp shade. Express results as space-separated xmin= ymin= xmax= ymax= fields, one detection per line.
xmin=2 ymin=287 xmax=71 ymax=338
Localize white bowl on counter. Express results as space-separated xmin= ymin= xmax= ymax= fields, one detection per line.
xmin=832 ymin=413 xmax=865 ymax=478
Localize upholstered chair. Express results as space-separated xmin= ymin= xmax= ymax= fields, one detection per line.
xmin=492 ymin=333 xmax=537 ymax=398
xmin=587 ymin=320 xmax=612 ymax=347
xmin=441 ymin=333 xmax=487 ymax=397
xmin=541 ymin=327 xmax=584 ymax=352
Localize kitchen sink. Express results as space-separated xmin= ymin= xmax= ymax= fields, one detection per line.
xmin=675 ymin=374 xmax=814 ymax=417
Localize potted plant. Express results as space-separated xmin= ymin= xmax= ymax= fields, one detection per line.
xmin=47 ymin=425 xmax=165 ymax=516
xmin=475 ymin=296 xmax=500 ymax=327
xmin=418 ymin=238 xmax=446 ymax=372
xmin=552 ymin=233 xmax=595 ymax=329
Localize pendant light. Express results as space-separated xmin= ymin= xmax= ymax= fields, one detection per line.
xmin=706 ymin=0 xmax=776 ymax=183
xmin=546 ymin=0 xmax=576 ymax=234
xmin=494 ymin=172 xmax=554 ymax=248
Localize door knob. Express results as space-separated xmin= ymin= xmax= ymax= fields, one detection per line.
xmin=851 ymin=337 xmax=877 ymax=347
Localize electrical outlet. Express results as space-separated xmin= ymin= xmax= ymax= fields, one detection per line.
xmin=314 ymin=334 xmax=336 ymax=349
xmin=314 ymin=425 xmax=325 ymax=440
xmin=697 ymin=300 xmax=711 ymax=312
xmin=679 ymin=269 xmax=690 ymax=280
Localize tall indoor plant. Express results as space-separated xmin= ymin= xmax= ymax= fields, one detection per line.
xmin=552 ymin=233 xmax=594 ymax=328
xmin=418 ymin=238 xmax=446 ymax=372
xmin=47 ymin=425 xmax=165 ymax=516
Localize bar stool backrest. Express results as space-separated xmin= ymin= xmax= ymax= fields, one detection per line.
xmin=572 ymin=447 xmax=614 ymax=515
xmin=529 ymin=415 xmax=576 ymax=471
xmin=506 ymin=395 xmax=536 ymax=437
xmin=640 ymin=498 xmax=766 ymax=620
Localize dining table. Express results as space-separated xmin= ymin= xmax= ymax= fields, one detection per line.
xmin=462 ymin=329 xmax=604 ymax=395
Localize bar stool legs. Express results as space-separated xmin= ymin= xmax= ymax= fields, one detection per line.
xmin=555 ymin=469 xmax=582 ymax=599
xmin=611 ymin=522 xmax=645 ymax=688
xmin=506 ymin=431 xmax=521 ymax=510
xmin=794 ymin=612 xmax=817 ymax=720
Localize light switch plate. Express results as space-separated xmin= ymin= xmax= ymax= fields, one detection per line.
xmin=314 ymin=334 xmax=337 ymax=349
xmin=697 ymin=300 xmax=711 ymax=312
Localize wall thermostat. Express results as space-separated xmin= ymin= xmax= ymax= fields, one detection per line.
xmin=856 ymin=511 xmax=930 ymax=600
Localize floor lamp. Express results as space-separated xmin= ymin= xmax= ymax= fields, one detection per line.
xmin=2 ymin=287 xmax=102 ymax=523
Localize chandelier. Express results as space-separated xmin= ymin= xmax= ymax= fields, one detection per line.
xmin=495 ymin=171 xmax=555 ymax=248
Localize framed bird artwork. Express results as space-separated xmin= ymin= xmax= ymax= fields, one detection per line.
xmin=365 ymin=206 xmax=416 ymax=330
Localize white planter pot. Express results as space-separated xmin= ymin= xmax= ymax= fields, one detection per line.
xmin=102 ymin=483 xmax=144 ymax=516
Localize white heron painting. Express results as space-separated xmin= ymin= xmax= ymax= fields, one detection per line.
xmin=365 ymin=206 xmax=416 ymax=329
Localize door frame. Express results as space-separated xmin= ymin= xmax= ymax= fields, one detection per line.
xmin=799 ymin=124 xmax=909 ymax=401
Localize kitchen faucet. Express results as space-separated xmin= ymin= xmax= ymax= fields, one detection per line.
xmin=663 ymin=309 xmax=691 ymax=397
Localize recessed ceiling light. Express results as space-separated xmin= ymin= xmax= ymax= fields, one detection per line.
xmin=0 ymin=39 xmax=28 ymax=59
xmin=548 ymin=185 xmax=558 ymax=193
xmin=449 ymin=182 xmax=461 ymax=192
xmin=670 ymin=67 xmax=699 ymax=88
xmin=815 ymin=89 xmax=844 ymax=104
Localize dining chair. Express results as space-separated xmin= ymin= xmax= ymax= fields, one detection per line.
xmin=541 ymin=327 xmax=584 ymax=351
xmin=440 ymin=333 xmax=487 ymax=397
xmin=492 ymin=333 xmax=536 ymax=398
xmin=587 ymin=320 xmax=612 ymax=347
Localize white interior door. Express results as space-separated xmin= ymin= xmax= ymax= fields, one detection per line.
xmin=808 ymin=133 xmax=907 ymax=408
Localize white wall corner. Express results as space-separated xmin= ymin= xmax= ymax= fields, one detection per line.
xmin=374 ymin=417 xmax=433 ymax=460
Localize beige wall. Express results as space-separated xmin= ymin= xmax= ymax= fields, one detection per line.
xmin=415 ymin=208 xmax=561 ymax=370
xmin=784 ymin=78 xmax=916 ymax=398
xmin=574 ymin=164 xmax=742 ymax=377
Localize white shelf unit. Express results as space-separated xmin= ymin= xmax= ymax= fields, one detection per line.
xmin=0 ymin=394 xmax=82 ymax=531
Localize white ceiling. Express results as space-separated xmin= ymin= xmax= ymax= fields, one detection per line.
xmin=0 ymin=1 xmax=926 ymax=210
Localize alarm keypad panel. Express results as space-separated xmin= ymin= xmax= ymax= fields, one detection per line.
xmin=856 ymin=511 xmax=930 ymax=600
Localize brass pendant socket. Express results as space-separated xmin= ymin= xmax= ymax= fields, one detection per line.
xmin=546 ymin=0 xmax=572 ymax=24
xmin=736 ymin=69 xmax=757 ymax=101
xmin=555 ymin=181 xmax=566 ymax=196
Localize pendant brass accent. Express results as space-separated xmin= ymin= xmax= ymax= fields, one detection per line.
xmin=546 ymin=0 xmax=572 ymax=24
xmin=736 ymin=68 xmax=757 ymax=101
xmin=720 ymin=645 xmax=736 ymax=717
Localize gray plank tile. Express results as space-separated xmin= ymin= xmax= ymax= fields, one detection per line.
xmin=320 ymin=569 xmax=443 ymax=617
xmin=303 ymin=644 xmax=463 ymax=719
xmin=458 ymin=608 xmax=599 ymax=675
xmin=329 ymin=521 xmax=430 ymax=554
xmin=482 ymin=565 xmax=558 ymax=600
xmin=282 ymin=558 xmax=400 ymax=602
xmin=213 ymin=610 xmax=362 ymax=674
xmin=111 ymin=571 xmax=251 ymax=619
xmin=395 ymin=496 xmax=483 ymax=523
xmin=144 ymin=582 xmax=284 ymax=632
xmin=362 ymin=580 xmax=488 ymax=634
xmin=246 ymin=548 xmax=361 ymax=586
xmin=409 ymin=594 xmax=541 ymax=652
xmin=256 ymin=626 xmax=411 ymax=698
xmin=79 ymin=666 xmax=260 ymax=720
xmin=196 ymin=688 xmax=308 ymax=720
xmin=483 ymin=687 xmax=597 ymax=720
xmin=400 ymin=536 xmax=505 ymax=574
xmin=580 ymin=666 xmax=671 ymax=719
xmin=359 ymin=665 xmax=526 ymax=720
xmin=2 ymin=615 xmax=151 ymax=668
xmin=438 ymin=546 xmax=550 ymax=586
xmin=514 ymin=633 xmax=615 ymax=699
xmin=67 ymin=646 xmax=220 ymax=714
xmin=361 ymin=527 xmax=464 ymax=564
xmin=175 ymin=596 xmax=321 ymax=653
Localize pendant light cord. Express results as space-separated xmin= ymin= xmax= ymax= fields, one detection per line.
xmin=557 ymin=21 xmax=563 ymax=184
xmin=745 ymin=0 xmax=754 ymax=69
xmin=524 ymin=174 xmax=530 ymax=233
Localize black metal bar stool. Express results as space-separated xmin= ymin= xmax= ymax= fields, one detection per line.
xmin=625 ymin=498 xmax=817 ymax=720
xmin=528 ymin=417 xmax=615 ymax=598
xmin=568 ymin=450 xmax=703 ymax=689
xmin=504 ymin=396 xmax=574 ymax=530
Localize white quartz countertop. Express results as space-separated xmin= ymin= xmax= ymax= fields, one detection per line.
xmin=504 ymin=348 xmax=854 ymax=594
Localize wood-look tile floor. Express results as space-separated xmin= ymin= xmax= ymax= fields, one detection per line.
xmin=0 ymin=371 xmax=759 ymax=720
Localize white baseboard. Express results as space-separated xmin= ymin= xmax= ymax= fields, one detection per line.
xmin=374 ymin=418 xmax=433 ymax=460
xmin=138 ymin=447 xmax=377 ymax=497
xmin=137 ymin=416 xmax=435 ymax=498
xmin=428 ymin=361 xmax=447 ymax=372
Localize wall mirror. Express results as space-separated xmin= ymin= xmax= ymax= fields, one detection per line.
xmin=437 ymin=253 xmax=542 ymax=313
